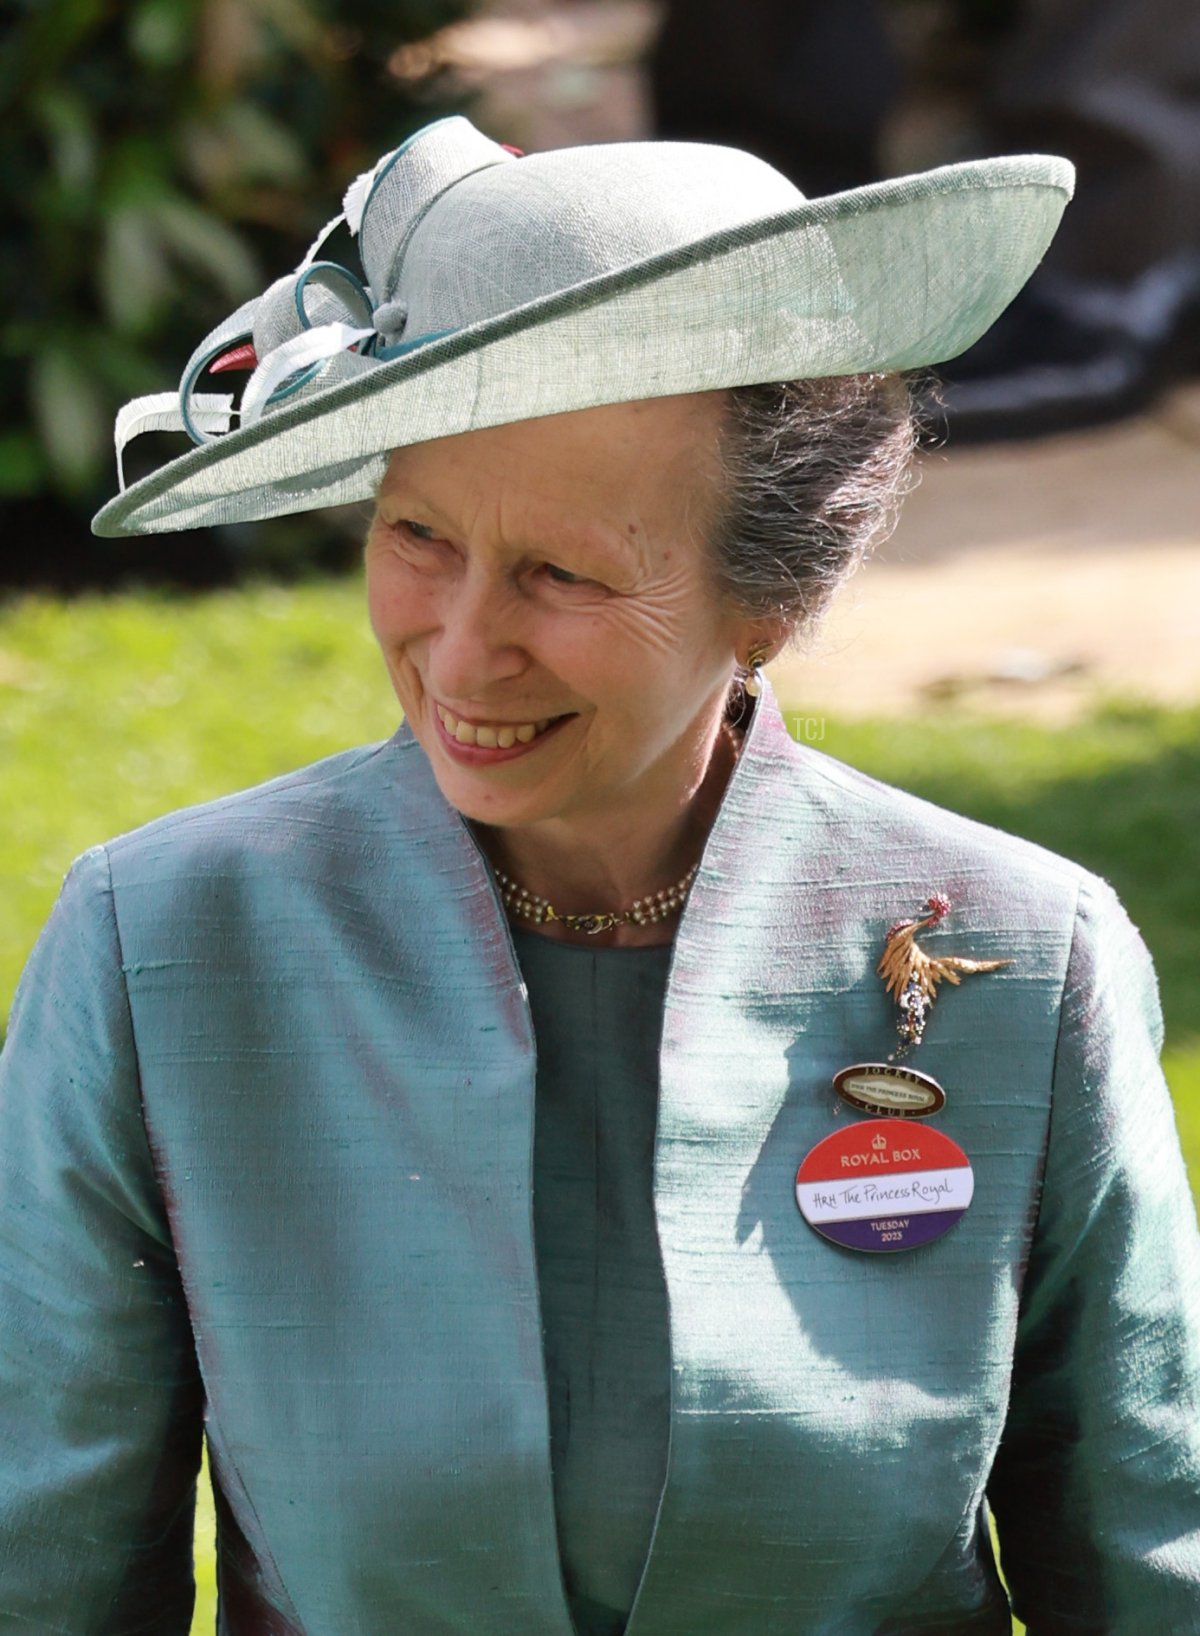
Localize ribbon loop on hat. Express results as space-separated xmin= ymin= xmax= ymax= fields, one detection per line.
xmin=106 ymin=120 xmax=515 ymax=479
xmin=115 ymin=392 xmax=233 ymax=491
xmin=175 ymin=296 xmax=261 ymax=447
xmin=295 ymin=262 xmax=373 ymax=328
xmin=239 ymin=322 xmax=377 ymax=428
xmin=251 ymin=262 xmax=373 ymax=364
xmin=355 ymin=117 xmax=515 ymax=311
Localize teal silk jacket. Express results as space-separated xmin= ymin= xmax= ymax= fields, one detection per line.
xmin=3 ymin=688 xmax=1200 ymax=1634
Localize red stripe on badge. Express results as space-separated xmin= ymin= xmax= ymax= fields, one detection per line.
xmin=797 ymin=1118 xmax=970 ymax=1185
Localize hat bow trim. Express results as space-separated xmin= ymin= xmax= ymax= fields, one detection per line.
xmin=112 ymin=117 xmax=516 ymax=493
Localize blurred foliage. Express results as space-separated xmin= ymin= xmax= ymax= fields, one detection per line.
xmin=0 ymin=0 xmax=471 ymax=590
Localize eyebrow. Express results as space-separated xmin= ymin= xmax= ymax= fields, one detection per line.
xmin=379 ymin=484 xmax=642 ymax=575
xmin=548 ymin=520 xmax=640 ymax=574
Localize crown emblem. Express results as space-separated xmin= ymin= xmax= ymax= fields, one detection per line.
xmin=872 ymin=1133 xmax=888 ymax=1151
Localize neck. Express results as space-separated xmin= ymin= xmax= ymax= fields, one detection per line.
xmin=476 ymin=714 xmax=743 ymax=947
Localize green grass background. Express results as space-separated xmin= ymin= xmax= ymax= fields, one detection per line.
xmin=3 ymin=580 xmax=1197 ymax=1633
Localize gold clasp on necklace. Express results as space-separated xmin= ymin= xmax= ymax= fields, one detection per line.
xmin=551 ymin=910 xmax=622 ymax=935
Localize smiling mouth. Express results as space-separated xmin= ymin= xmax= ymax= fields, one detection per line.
xmin=435 ymin=704 xmax=565 ymax=749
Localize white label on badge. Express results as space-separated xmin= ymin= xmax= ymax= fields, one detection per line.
xmin=797 ymin=1165 xmax=975 ymax=1223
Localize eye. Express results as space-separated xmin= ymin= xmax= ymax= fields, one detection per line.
xmin=542 ymin=562 xmax=589 ymax=586
xmin=396 ymin=519 xmax=438 ymax=541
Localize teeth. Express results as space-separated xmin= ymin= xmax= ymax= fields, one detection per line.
xmin=436 ymin=705 xmax=553 ymax=749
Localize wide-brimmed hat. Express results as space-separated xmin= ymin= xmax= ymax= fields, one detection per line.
xmin=93 ymin=116 xmax=1073 ymax=538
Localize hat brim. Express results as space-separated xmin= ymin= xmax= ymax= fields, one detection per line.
xmin=93 ymin=154 xmax=1072 ymax=538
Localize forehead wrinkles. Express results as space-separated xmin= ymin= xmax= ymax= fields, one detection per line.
xmin=383 ymin=459 xmax=645 ymax=580
xmin=377 ymin=397 xmax=727 ymax=574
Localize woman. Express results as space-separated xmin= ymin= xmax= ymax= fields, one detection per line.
xmin=3 ymin=117 xmax=1199 ymax=1633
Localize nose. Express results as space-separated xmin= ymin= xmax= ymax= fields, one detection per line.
xmin=427 ymin=565 xmax=529 ymax=702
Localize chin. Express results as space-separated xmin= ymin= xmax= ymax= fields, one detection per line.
xmin=419 ymin=741 xmax=545 ymax=823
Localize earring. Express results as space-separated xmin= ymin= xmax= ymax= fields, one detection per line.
xmin=742 ymin=642 xmax=771 ymax=698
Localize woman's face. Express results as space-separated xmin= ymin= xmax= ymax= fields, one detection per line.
xmin=365 ymin=393 xmax=763 ymax=837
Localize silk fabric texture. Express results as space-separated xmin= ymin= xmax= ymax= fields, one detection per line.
xmin=2 ymin=684 xmax=1200 ymax=1633
xmin=517 ymin=927 xmax=673 ymax=1635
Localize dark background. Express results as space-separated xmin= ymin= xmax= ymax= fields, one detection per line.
xmin=0 ymin=0 xmax=473 ymax=592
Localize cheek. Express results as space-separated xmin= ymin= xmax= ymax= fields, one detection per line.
xmin=535 ymin=612 xmax=648 ymax=709
xmin=367 ymin=561 xmax=433 ymax=649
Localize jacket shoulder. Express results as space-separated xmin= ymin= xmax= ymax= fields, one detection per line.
xmin=786 ymin=738 xmax=1091 ymax=903
xmin=100 ymin=733 xmax=419 ymax=884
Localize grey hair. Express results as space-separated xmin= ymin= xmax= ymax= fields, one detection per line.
xmin=713 ymin=374 xmax=919 ymax=640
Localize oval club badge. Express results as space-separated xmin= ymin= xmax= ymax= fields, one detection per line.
xmin=796 ymin=1118 xmax=973 ymax=1254
xmin=833 ymin=1062 xmax=946 ymax=1119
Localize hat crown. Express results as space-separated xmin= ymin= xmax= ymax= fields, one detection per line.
xmin=390 ymin=136 xmax=807 ymax=339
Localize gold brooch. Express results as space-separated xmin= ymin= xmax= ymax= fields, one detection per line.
xmin=879 ymin=893 xmax=1010 ymax=1060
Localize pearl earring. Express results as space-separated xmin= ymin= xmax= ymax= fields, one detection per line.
xmin=742 ymin=642 xmax=771 ymax=698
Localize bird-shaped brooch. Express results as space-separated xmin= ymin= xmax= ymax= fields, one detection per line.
xmin=878 ymin=893 xmax=1010 ymax=1060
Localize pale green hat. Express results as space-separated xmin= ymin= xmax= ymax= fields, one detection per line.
xmin=93 ymin=115 xmax=1073 ymax=538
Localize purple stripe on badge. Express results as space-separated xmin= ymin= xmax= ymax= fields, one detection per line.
xmin=813 ymin=1208 xmax=968 ymax=1254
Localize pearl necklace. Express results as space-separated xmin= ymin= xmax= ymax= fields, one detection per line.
xmin=494 ymin=860 xmax=700 ymax=936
